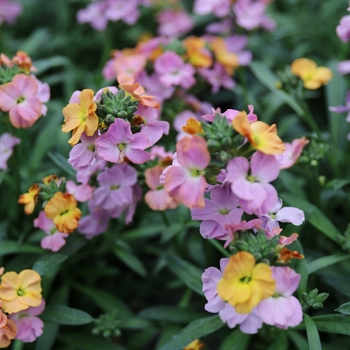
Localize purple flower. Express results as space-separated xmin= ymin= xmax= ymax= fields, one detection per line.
xmin=0 ymin=133 xmax=20 ymax=170
xmin=0 ymin=0 xmax=22 ymax=25
xmin=337 ymin=15 xmax=350 ymax=42
xmin=329 ymin=91 xmax=350 ymax=121
xmin=257 ymin=266 xmax=303 ymax=329
xmin=154 ymin=51 xmax=196 ymax=89
xmin=199 ymin=63 xmax=235 ymax=93
xmin=76 ymin=159 xmax=106 ymax=185
xmin=191 ymin=183 xmax=243 ymax=240
xmin=66 ymin=180 xmax=94 ymax=202
xmin=337 ymin=60 xmax=350 ymax=75
xmin=9 ymin=300 xmax=45 ymax=342
xmin=76 ymin=1 xmax=109 ymax=31
xmin=226 ymin=152 xmax=280 ymax=215
xmin=105 ymin=0 xmax=140 ymax=25
xmin=95 ymin=118 xmax=150 ymax=164
xmin=193 ymin=0 xmax=231 ymax=18
xmin=157 ymin=9 xmax=194 ymax=38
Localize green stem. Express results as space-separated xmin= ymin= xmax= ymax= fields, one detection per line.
xmin=297 ymin=97 xmax=322 ymax=139
xmin=208 ymin=239 xmax=230 ymax=257
xmin=160 ymin=211 xmax=170 ymax=227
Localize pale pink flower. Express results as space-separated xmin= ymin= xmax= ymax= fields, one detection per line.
xmin=34 ymin=211 xmax=68 ymax=252
xmin=275 ymin=137 xmax=309 ymax=169
xmin=163 ymin=135 xmax=210 ymax=208
xmin=105 ymin=0 xmax=140 ymax=25
xmin=157 ymin=9 xmax=194 ymax=37
xmin=77 ymin=1 xmax=109 ymax=31
xmin=0 ymin=0 xmax=22 ymax=25
xmin=0 ymin=74 xmax=43 ymax=128
xmin=66 ymin=180 xmax=94 ymax=202
xmin=337 ymin=60 xmax=350 ymax=75
xmin=193 ymin=0 xmax=231 ymax=18
xmin=337 ymin=15 xmax=350 ymax=42
xmin=199 ymin=62 xmax=235 ymax=93
xmin=0 ymin=133 xmax=20 ymax=170
xmin=32 ymin=76 xmax=50 ymax=116
xmin=9 ymin=300 xmax=45 ymax=343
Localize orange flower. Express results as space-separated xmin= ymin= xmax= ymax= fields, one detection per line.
xmin=18 ymin=184 xmax=40 ymax=215
xmin=42 ymin=174 xmax=59 ymax=185
xmin=0 ymin=51 xmax=35 ymax=72
xmin=277 ymin=247 xmax=304 ymax=263
xmin=117 ymin=75 xmax=160 ymax=109
xmin=211 ymin=37 xmax=239 ymax=75
xmin=183 ymin=36 xmax=212 ymax=68
xmin=217 ymin=251 xmax=275 ymax=314
xmin=291 ymin=58 xmax=332 ymax=90
xmin=182 ymin=117 xmax=204 ymax=135
xmin=62 ymin=89 xmax=98 ymax=145
xmin=44 ymin=192 xmax=81 ymax=233
xmin=0 ymin=311 xmax=17 ymax=348
xmin=0 ymin=270 xmax=42 ymax=314
xmin=232 ymin=111 xmax=285 ymax=155
xmin=183 ymin=339 xmax=205 ymax=350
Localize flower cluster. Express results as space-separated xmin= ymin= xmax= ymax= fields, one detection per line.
xmin=0 ymin=51 xmax=50 ymax=129
xmin=0 ymin=268 xmax=44 ymax=347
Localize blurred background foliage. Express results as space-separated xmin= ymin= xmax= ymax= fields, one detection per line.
xmin=1 ymin=0 xmax=350 ymax=349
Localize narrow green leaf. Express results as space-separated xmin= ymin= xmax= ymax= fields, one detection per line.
xmin=35 ymin=323 xmax=59 ymax=350
xmin=335 ymin=302 xmax=350 ymax=315
xmin=290 ymin=240 xmax=308 ymax=297
xmin=73 ymin=284 xmax=133 ymax=319
xmin=47 ymin=152 xmax=76 ymax=178
xmin=113 ymin=247 xmax=147 ymax=277
xmin=325 ymin=179 xmax=350 ymax=191
xmin=34 ymin=56 xmax=70 ymax=74
xmin=122 ymin=224 xmax=165 ymax=241
xmin=121 ymin=318 xmax=155 ymax=330
xmin=267 ymin=333 xmax=288 ymax=350
xmin=249 ymin=61 xmax=304 ymax=116
xmin=159 ymin=315 xmax=224 ymax=350
xmin=33 ymin=253 xmax=68 ymax=275
xmin=164 ymin=254 xmax=203 ymax=295
xmin=160 ymin=223 xmax=183 ymax=243
xmin=307 ymin=254 xmax=350 ymax=274
xmin=0 ymin=241 xmax=43 ymax=256
xmin=304 ymin=314 xmax=322 ymax=350
xmin=281 ymin=193 xmax=341 ymax=243
xmin=41 ymin=305 xmax=93 ymax=325
xmin=288 ymin=330 xmax=308 ymax=350
xmin=138 ymin=306 xmax=204 ymax=323
xmin=219 ymin=329 xmax=251 ymax=350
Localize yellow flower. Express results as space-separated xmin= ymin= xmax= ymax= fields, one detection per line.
xmin=183 ymin=339 xmax=205 ymax=350
xmin=62 ymin=89 xmax=98 ymax=145
xmin=18 ymin=184 xmax=40 ymax=215
xmin=217 ymin=251 xmax=275 ymax=314
xmin=291 ymin=58 xmax=332 ymax=90
xmin=182 ymin=117 xmax=204 ymax=135
xmin=211 ymin=37 xmax=239 ymax=75
xmin=232 ymin=111 xmax=285 ymax=155
xmin=0 ymin=311 xmax=17 ymax=348
xmin=44 ymin=192 xmax=81 ymax=233
xmin=0 ymin=270 xmax=42 ymax=314
xmin=183 ymin=36 xmax=212 ymax=68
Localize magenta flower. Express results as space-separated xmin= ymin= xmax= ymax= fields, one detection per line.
xmin=275 ymin=137 xmax=309 ymax=170
xmin=66 ymin=180 xmax=94 ymax=202
xmin=95 ymin=118 xmax=150 ymax=164
xmin=226 ymin=152 xmax=280 ymax=215
xmin=76 ymin=159 xmax=106 ymax=185
xmin=337 ymin=15 xmax=350 ymax=42
xmin=199 ymin=62 xmax=235 ymax=93
xmin=34 ymin=211 xmax=68 ymax=252
xmin=68 ymin=132 xmax=98 ymax=170
xmin=0 ymin=74 xmax=43 ymax=128
xmin=257 ymin=266 xmax=302 ymax=329
xmin=154 ymin=51 xmax=196 ymax=89
xmin=163 ymin=135 xmax=210 ymax=208
xmin=0 ymin=133 xmax=20 ymax=170
xmin=94 ymin=163 xmax=137 ymax=211
xmin=9 ymin=300 xmax=45 ymax=343
xmin=191 ymin=183 xmax=243 ymax=240
xmin=0 ymin=0 xmax=22 ymax=25
xmin=157 ymin=9 xmax=194 ymax=38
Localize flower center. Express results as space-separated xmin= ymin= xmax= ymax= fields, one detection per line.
xmin=17 ymin=96 xmax=25 ymax=104
xmin=220 ymin=209 xmax=230 ymax=215
xmin=60 ymin=209 xmax=69 ymax=216
xmin=17 ymin=288 xmax=25 ymax=296
xmin=247 ymin=175 xmax=256 ymax=183
xmin=118 ymin=143 xmax=126 ymax=151
xmin=191 ymin=169 xmax=201 ymax=177
xmin=111 ymin=185 xmax=120 ymax=190
xmin=240 ymin=276 xmax=252 ymax=284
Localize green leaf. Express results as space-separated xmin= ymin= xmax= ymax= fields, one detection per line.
xmin=35 ymin=322 xmax=59 ymax=350
xmin=73 ymin=284 xmax=133 ymax=319
xmin=307 ymin=254 xmax=350 ymax=274
xmin=249 ymin=61 xmax=304 ymax=116
xmin=138 ymin=306 xmax=204 ymax=323
xmin=304 ymin=314 xmax=322 ymax=350
xmin=281 ymin=193 xmax=341 ymax=243
xmin=160 ymin=223 xmax=183 ymax=243
xmin=164 ymin=254 xmax=203 ymax=295
xmin=122 ymin=224 xmax=165 ymax=241
xmin=33 ymin=253 xmax=68 ymax=275
xmin=267 ymin=332 xmax=288 ymax=350
xmin=158 ymin=315 xmax=224 ymax=350
xmin=0 ymin=240 xmax=43 ymax=256
xmin=34 ymin=56 xmax=70 ymax=74
xmin=325 ymin=179 xmax=350 ymax=191
xmin=113 ymin=246 xmax=147 ymax=277
xmin=290 ymin=240 xmax=308 ymax=297
xmin=288 ymin=330 xmax=308 ymax=350
xmin=335 ymin=302 xmax=350 ymax=315
xmin=219 ymin=329 xmax=251 ymax=350
xmin=297 ymin=314 xmax=350 ymax=336
xmin=121 ymin=317 xmax=155 ymax=330
xmin=47 ymin=152 xmax=76 ymax=178
xmin=41 ymin=305 xmax=94 ymax=325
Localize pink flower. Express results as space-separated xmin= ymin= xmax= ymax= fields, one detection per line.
xmin=337 ymin=60 xmax=350 ymax=75
xmin=257 ymin=267 xmax=302 ymax=329
xmin=0 ymin=74 xmax=43 ymax=128
xmin=191 ymin=183 xmax=243 ymax=240
xmin=154 ymin=51 xmax=196 ymax=89
xmin=193 ymin=0 xmax=231 ymax=18
xmin=9 ymin=299 xmax=45 ymax=343
xmin=105 ymin=0 xmax=140 ymax=25
xmin=33 ymin=76 xmax=50 ymax=116
xmin=34 ymin=212 xmax=68 ymax=252
xmin=66 ymin=180 xmax=94 ymax=202
xmin=95 ymin=118 xmax=150 ymax=164
xmin=173 ymin=110 xmax=199 ymax=140
xmin=337 ymin=15 xmax=350 ymax=42
xmin=0 ymin=133 xmax=20 ymax=170
xmin=199 ymin=62 xmax=235 ymax=93
xmin=226 ymin=152 xmax=280 ymax=215
xmin=275 ymin=137 xmax=309 ymax=170
xmin=157 ymin=9 xmax=194 ymax=37
xmin=77 ymin=1 xmax=109 ymax=31
xmin=76 ymin=158 xmax=106 ymax=185
xmin=145 ymin=166 xmax=179 ymax=211
xmin=163 ymin=135 xmax=210 ymax=208
xmin=0 ymin=0 xmax=22 ymax=25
